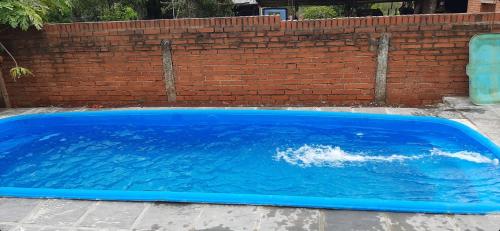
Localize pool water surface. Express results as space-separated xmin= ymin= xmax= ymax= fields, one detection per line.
xmin=0 ymin=110 xmax=499 ymax=214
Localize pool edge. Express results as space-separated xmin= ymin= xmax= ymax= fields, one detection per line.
xmin=1 ymin=187 xmax=499 ymax=215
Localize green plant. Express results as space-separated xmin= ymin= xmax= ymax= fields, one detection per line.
xmin=162 ymin=0 xmax=234 ymax=19
xmin=302 ymin=6 xmax=338 ymax=19
xmin=0 ymin=1 xmax=44 ymax=30
xmin=69 ymin=0 xmax=105 ymax=21
xmin=371 ymin=2 xmax=403 ymax=16
xmin=0 ymin=0 xmax=70 ymax=108
xmin=0 ymin=0 xmax=71 ymax=30
xmin=101 ymin=3 xmax=139 ymax=21
xmin=0 ymin=0 xmax=69 ymax=81
xmin=46 ymin=2 xmax=73 ymax=23
xmin=0 ymin=39 xmax=34 ymax=81
xmin=69 ymin=0 xmax=146 ymax=22
xmin=0 ymin=0 xmax=70 ymax=80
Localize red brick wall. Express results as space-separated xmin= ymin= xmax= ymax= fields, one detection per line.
xmin=468 ymin=0 xmax=500 ymax=13
xmin=1 ymin=13 xmax=499 ymax=107
xmin=468 ymin=0 xmax=482 ymax=12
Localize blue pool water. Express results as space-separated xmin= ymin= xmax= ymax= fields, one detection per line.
xmin=0 ymin=110 xmax=499 ymax=214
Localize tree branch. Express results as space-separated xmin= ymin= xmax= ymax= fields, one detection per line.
xmin=0 ymin=42 xmax=19 ymax=67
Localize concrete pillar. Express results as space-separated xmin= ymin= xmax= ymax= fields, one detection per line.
xmin=161 ymin=40 xmax=176 ymax=102
xmin=375 ymin=33 xmax=390 ymax=104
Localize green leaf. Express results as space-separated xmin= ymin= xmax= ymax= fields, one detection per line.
xmin=9 ymin=66 xmax=34 ymax=80
xmin=302 ymin=6 xmax=338 ymax=19
xmin=0 ymin=0 xmax=71 ymax=31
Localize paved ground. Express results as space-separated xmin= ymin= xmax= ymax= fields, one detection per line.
xmin=0 ymin=97 xmax=499 ymax=231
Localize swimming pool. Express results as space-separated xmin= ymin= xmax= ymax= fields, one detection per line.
xmin=0 ymin=110 xmax=499 ymax=214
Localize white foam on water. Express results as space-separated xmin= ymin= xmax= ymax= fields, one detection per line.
xmin=430 ymin=148 xmax=499 ymax=165
xmin=274 ymin=145 xmax=420 ymax=167
xmin=275 ymin=145 xmax=500 ymax=167
xmin=38 ymin=133 xmax=61 ymax=141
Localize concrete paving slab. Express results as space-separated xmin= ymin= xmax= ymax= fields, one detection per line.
xmin=461 ymin=109 xmax=500 ymax=121
xmin=489 ymin=105 xmax=500 ymax=115
xmin=77 ymin=202 xmax=145 ymax=229
xmin=467 ymin=119 xmax=500 ymax=134
xmin=0 ymin=223 xmax=15 ymax=231
xmin=34 ymin=228 xmax=76 ymax=231
xmin=13 ymin=225 xmax=102 ymax=231
xmin=385 ymin=108 xmax=429 ymax=116
xmin=0 ymin=198 xmax=41 ymax=223
xmin=323 ymin=210 xmax=387 ymax=231
xmin=423 ymin=108 xmax=465 ymax=119
xmin=258 ymin=207 xmax=319 ymax=231
xmin=0 ymin=109 xmax=31 ymax=119
xmin=24 ymin=200 xmax=93 ymax=226
xmin=454 ymin=214 xmax=500 ymax=231
xmin=318 ymin=107 xmax=353 ymax=112
xmin=442 ymin=97 xmax=480 ymax=110
xmin=351 ymin=107 xmax=388 ymax=114
xmin=0 ymin=108 xmax=87 ymax=119
xmin=10 ymin=225 xmax=76 ymax=231
xmin=9 ymin=226 xmax=42 ymax=231
xmin=193 ymin=205 xmax=260 ymax=231
xmin=133 ymin=203 xmax=203 ymax=231
xmin=385 ymin=213 xmax=461 ymax=231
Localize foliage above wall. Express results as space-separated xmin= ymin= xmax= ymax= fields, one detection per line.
xmin=43 ymin=0 xmax=235 ymax=22
xmin=66 ymin=0 xmax=144 ymax=22
xmin=101 ymin=3 xmax=139 ymax=21
xmin=162 ymin=0 xmax=234 ymax=19
xmin=0 ymin=0 xmax=70 ymax=81
xmin=302 ymin=6 xmax=338 ymax=19
xmin=0 ymin=0 xmax=71 ymax=30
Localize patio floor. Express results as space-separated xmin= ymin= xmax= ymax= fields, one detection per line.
xmin=0 ymin=97 xmax=499 ymax=231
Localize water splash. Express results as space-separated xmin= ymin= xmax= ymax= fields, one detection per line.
xmin=274 ymin=145 xmax=420 ymax=167
xmin=275 ymin=145 xmax=499 ymax=167
xmin=430 ymin=148 xmax=499 ymax=165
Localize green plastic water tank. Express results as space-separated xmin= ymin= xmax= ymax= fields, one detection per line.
xmin=466 ymin=34 xmax=500 ymax=105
